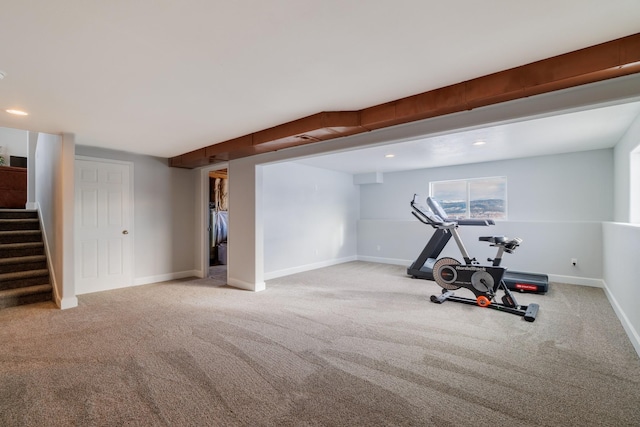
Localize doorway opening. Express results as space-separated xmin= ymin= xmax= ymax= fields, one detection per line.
xmin=208 ymin=168 xmax=228 ymax=282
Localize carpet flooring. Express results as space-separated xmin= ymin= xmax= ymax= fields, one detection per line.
xmin=0 ymin=261 xmax=638 ymax=426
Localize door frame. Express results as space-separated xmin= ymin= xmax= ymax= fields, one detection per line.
xmin=199 ymin=163 xmax=228 ymax=278
xmin=74 ymin=155 xmax=135 ymax=292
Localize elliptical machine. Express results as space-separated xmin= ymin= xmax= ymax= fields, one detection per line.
xmin=410 ymin=195 xmax=539 ymax=322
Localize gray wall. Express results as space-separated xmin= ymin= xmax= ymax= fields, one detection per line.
xmin=0 ymin=127 xmax=28 ymax=161
xmin=262 ymin=162 xmax=359 ymax=278
xmin=358 ymin=149 xmax=613 ymax=283
xmin=360 ymin=149 xmax=613 ymax=222
xmin=75 ymin=146 xmax=197 ymax=283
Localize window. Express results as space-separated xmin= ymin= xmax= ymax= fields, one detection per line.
xmin=429 ymin=176 xmax=507 ymax=219
xmin=631 ymin=146 xmax=640 ymax=223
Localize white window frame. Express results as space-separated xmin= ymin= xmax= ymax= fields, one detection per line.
xmin=429 ymin=176 xmax=507 ymax=219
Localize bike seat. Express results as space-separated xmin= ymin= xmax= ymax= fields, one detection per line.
xmin=479 ymin=236 xmax=507 ymax=244
xmin=480 ymin=236 xmax=522 ymax=252
xmin=502 ymin=237 xmax=522 ymax=253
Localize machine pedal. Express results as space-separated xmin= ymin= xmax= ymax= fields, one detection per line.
xmin=523 ymin=303 xmax=539 ymax=322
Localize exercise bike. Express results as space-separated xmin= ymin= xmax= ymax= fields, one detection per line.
xmin=410 ymin=195 xmax=539 ymax=322
xmin=407 ymin=195 xmax=548 ymax=293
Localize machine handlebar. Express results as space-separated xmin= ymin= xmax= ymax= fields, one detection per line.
xmin=410 ymin=195 xmax=457 ymax=229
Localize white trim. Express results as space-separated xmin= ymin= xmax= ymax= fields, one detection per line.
xmin=33 ymin=203 xmax=54 ymax=293
xmin=228 ymin=277 xmax=266 ymax=292
xmin=75 ymin=155 xmax=134 ymax=166
xmin=357 ymin=255 xmax=411 ymax=266
xmin=602 ymin=280 xmax=640 ymax=357
xmin=74 ymin=156 xmax=135 ymax=290
xmin=33 ymin=202 xmax=78 ymax=309
xmin=547 ymin=274 xmax=604 ymax=287
xmin=59 ymin=296 xmax=79 ymax=309
xmin=264 ymin=256 xmax=358 ymax=280
xmin=133 ymin=270 xmax=200 ymax=287
xmin=199 ymin=163 xmax=229 ymax=281
xmin=357 ymin=255 xmax=606 ymax=288
xmin=357 ymin=255 xmax=412 ymax=266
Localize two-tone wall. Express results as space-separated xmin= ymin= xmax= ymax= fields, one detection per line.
xmin=358 ymin=149 xmax=612 ymax=286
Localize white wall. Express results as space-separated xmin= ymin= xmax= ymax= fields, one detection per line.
xmin=35 ymin=133 xmax=61 ymax=299
xmin=358 ymin=149 xmax=612 ymax=284
xmin=0 ymin=127 xmax=28 ymax=162
xmin=224 ymin=75 xmax=640 ymax=291
xmin=606 ymin=112 xmax=640 ymax=355
xmin=614 ymin=113 xmax=640 ymax=222
xmin=227 ymin=156 xmax=264 ymax=291
xmin=602 ymin=223 xmax=640 ymax=355
xmin=75 ymin=146 xmax=197 ymax=284
xmin=262 ymin=162 xmax=359 ymax=279
xmin=34 ymin=132 xmax=77 ymax=309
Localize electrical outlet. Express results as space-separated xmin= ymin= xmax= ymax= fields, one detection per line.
xmin=571 ymin=258 xmax=578 ymax=267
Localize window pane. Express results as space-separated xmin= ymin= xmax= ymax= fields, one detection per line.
xmin=430 ymin=180 xmax=467 ymax=218
xmin=469 ymin=177 xmax=506 ymax=219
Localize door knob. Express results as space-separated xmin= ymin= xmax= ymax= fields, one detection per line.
xmin=122 ymin=230 xmax=129 ymax=235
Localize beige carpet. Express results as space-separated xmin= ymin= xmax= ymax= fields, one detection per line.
xmin=0 ymin=261 xmax=639 ymax=426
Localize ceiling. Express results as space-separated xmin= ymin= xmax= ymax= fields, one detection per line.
xmin=295 ymin=100 xmax=640 ymax=174
xmin=1 ymin=1 xmax=640 ymax=159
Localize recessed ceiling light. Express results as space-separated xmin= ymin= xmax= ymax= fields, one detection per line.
xmin=6 ymin=109 xmax=28 ymax=116
xmin=473 ymin=140 xmax=486 ymax=146
xmin=385 ymin=154 xmax=395 ymax=158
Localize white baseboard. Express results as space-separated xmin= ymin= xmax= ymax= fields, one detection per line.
xmin=602 ymin=280 xmax=640 ymax=357
xmin=356 ymin=256 xmax=606 ymax=288
xmin=264 ymin=256 xmax=358 ymax=281
xmin=227 ymin=277 xmax=266 ymax=292
xmin=547 ymin=274 xmax=604 ymax=287
xmin=357 ymin=256 xmax=411 ymax=266
xmin=133 ymin=270 xmax=200 ymax=286
xmin=58 ymin=296 xmax=78 ymax=309
xmin=33 ymin=203 xmax=78 ymax=309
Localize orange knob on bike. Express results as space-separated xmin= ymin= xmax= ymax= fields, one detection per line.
xmin=476 ymin=296 xmax=491 ymax=307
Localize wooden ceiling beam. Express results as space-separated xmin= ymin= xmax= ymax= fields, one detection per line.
xmin=170 ymin=33 xmax=640 ymax=169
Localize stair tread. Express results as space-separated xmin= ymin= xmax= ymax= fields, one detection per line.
xmin=0 ymin=230 xmax=41 ymax=235
xmin=0 ymin=284 xmax=52 ymax=298
xmin=0 ymin=218 xmax=39 ymax=222
xmin=0 ymin=242 xmax=44 ymax=248
xmin=0 ymin=255 xmax=47 ymax=265
xmin=0 ymin=269 xmax=49 ymax=281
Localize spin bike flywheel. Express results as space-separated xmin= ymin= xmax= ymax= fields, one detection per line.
xmin=432 ymin=257 xmax=462 ymax=290
xmin=471 ymin=270 xmax=494 ymax=293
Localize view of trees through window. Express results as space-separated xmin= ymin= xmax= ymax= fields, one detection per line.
xmin=429 ymin=176 xmax=507 ymax=219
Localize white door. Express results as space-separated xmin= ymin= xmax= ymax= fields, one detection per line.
xmin=75 ymin=158 xmax=133 ymax=294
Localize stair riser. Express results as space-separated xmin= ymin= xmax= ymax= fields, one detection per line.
xmin=0 ymin=275 xmax=50 ymax=291
xmin=0 ymin=246 xmax=44 ymax=258
xmin=0 ymin=212 xmax=38 ymax=220
xmin=0 ymin=291 xmax=52 ymax=309
xmin=0 ymin=233 xmax=42 ymax=244
xmin=0 ymin=210 xmax=52 ymax=310
xmin=0 ymin=222 xmax=40 ymax=232
xmin=0 ymin=261 xmax=48 ymax=275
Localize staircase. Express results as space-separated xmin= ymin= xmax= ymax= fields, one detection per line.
xmin=0 ymin=209 xmax=53 ymax=309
